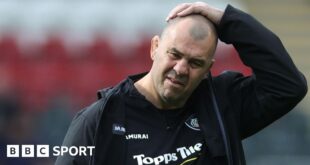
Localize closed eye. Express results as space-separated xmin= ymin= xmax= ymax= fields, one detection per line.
xmin=189 ymin=59 xmax=205 ymax=68
xmin=167 ymin=50 xmax=181 ymax=59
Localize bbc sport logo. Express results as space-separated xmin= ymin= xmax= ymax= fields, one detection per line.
xmin=6 ymin=145 xmax=95 ymax=158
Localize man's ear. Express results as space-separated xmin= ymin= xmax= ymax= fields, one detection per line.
xmin=208 ymin=59 xmax=215 ymax=70
xmin=150 ymin=35 xmax=160 ymax=60
xmin=204 ymin=59 xmax=215 ymax=77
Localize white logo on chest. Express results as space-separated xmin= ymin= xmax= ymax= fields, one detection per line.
xmin=185 ymin=114 xmax=201 ymax=131
xmin=126 ymin=134 xmax=149 ymax=140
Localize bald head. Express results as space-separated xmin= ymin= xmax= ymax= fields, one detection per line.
xmin=160 ymin=14 xmax=218 ymax=58
xmin=161 ymin=14 xmax=217 ymax=42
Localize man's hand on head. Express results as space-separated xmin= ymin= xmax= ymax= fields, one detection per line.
xmin=166 ymin=2 xmax=224 ymax=25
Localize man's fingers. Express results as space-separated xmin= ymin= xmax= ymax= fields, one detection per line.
xmin=166 ymin=2 xmax=224 ymax=25
xmin=166 ymin=3 xmax=191 ymax=21
xmin=166 ymin=3 xmax=190 ymax=21
xmin=176 ymin=6 xmax=196 ymax=17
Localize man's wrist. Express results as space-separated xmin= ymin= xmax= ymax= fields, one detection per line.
xmin=204 ymin=5 xmax=224 ymax=25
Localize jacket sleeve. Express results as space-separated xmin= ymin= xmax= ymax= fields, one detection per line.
xmin=216 ymin=5 xmax=307 ymax=138
xmin=55 ymin=101 xmax=102 ymax=165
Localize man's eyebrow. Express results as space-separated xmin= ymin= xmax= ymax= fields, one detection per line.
xmin=169 ymin=47 xmax=184 ymax=56
xmin=168 ymin=47 xmax=206 ymax=60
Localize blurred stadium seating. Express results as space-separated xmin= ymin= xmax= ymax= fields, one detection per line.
xmin=0 ymin=34 xmax=251 ymax=112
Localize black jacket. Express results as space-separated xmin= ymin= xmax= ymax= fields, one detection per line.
xmin=55 ymin=5 xmax=307 ymax=165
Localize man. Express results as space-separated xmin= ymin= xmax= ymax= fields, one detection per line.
xmin=56 ymin=2 xmax=307 ymax=165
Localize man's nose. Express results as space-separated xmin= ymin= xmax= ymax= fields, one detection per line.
xmin=173 ymin=59 xmax=189 ymax=75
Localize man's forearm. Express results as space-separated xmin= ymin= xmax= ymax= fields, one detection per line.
xmin=218 ymin=5 xmax=307 ymax=100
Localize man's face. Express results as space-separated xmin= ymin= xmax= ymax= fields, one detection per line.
xmin=149 ymin=19 xmax=217 ymax=107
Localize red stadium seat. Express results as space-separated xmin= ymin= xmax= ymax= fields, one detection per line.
xmin=0 ymin=35 xmax=21 ymax=62
xmin=85 ymin=36 xmax=117 ymax=63
xmin=16 ymin=36 xmax=70 ymax=110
